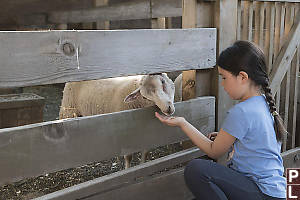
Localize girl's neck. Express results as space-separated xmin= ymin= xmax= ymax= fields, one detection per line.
xmin=240 ymin=86 xmax=261 ymax=102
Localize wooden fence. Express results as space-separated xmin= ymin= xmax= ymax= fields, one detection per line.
xmin=0 ymin=28 xmax=216 ymax=199
xmin=0 ymin=0 xmax=299 ymax=199
xmin=237 ymin=0 xmax=300 ymax=151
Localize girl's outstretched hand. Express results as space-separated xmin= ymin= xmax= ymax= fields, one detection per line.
xmin=155 ymin=112 xmax=186 ymax=127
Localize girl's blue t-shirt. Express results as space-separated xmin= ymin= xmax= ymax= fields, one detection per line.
xmin=221 ymin=95 xmax=286 ymax=198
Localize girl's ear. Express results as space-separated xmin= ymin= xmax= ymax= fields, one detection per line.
xmin=238 ymin=71 xmax=249 ymax=82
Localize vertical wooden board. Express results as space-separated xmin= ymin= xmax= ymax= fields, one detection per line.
xmin=182 ymin=0 xmax=197 ymax=102
xmin=283 ymin=3 xmax=293 ymax=48
xmin=95 ymin=0 xmax=110 ymax=30
xmin=237 ymin=0 xmax=242 ymax=40
xmin=274 ymin=2 xmax=281 ymax=60
xmin=279 ymin=70 xmax=290 ymax=128
xmin=259 ymin=2 xmax=265 ymax=48
xmin=268 ymin=3 xmax=276 ymax=74
xmin=264 ymin=2 xmax=271 ymax=72
xmin=254 ymin=1 xmax=260 ymax=44
xmin=248 ymin=2 xmax=254 ymax=41
xmin=214 ymin=0 xmax=237 ymax=128
xmin=279 ymin=3 xmax=286 ymax=48
xmin=214 ymin=0 xmax=237 ymax=166
xmin=197 ymin=1 xmax=214 ymax=28
xmin=196 ymin=69 xmax=213 ymax=97
xmin=181 ymin=0 xmax=197 ymax=149
xmin=288 ymin=49 xmax=299 ymax=149
xmin=242 ymin=1 xmax=250 ymax=40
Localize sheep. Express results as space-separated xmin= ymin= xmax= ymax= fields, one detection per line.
xmin=59 ymin=73 xmax=182 ymax=168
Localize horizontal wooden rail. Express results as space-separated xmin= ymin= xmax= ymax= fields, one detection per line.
xmin=35 ymin=147 xmax=204 ymax=200
xmin=35 ymin=147 xmax=300 ymax=199
xmin=0 ymin=28 xmax=216 ymax=88
xmin=49 ymin=0 xmax=182 ymax=24
xmin=0 ymin=96 xmax=215 ymax=186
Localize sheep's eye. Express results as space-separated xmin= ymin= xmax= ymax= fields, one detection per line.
xmin=161 ymin=79 xmax=165 ymax=84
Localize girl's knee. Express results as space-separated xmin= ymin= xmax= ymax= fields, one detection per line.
xmin=184 ymin=159 xmax=213 ymax=182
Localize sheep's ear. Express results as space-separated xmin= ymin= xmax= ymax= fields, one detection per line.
xmin=124 ymin=88 xmax=141 ymax=103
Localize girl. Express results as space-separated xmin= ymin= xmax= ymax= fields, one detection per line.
xmin=155 ymin=40 xmax=287 ymax=200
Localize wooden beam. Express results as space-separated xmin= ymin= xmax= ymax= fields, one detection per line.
xmin=0 ymin=29 xmax=216 ymax=88
xmin=0 ymin=97 xmax=215 ymax=185
xmin=269 ymin=11 xmax=300 ymax=94
xmin=214 ymin=0 xmax=238 ymax=165
xmin=214 ymin=1 xmax=237 ymax=127
xmin=35 ymin=147 xmax=203 ymax=200
xmin=48 ymin=1 xmax=150 ymax=24
xmin=182 ymin=0 xmax=197 ymax=102
xmin=86 ymin=168 xmax=193 ymax=200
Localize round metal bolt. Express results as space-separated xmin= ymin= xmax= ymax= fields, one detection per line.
xmin=62 ymin=42 xmax=76 ymax=56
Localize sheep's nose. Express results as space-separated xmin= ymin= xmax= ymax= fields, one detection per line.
xmin=167 ymin=106 xmax=172 ymax=114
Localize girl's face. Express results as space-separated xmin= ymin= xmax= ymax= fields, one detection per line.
xmin=218 ymin=67 xmax=245 ymax=100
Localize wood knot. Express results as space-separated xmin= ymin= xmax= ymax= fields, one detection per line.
xmin=62 ymin=42 xmax=76 ymax=56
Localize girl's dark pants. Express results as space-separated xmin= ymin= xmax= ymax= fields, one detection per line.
xmin=184 ymin=159 xmax=286 ymax=200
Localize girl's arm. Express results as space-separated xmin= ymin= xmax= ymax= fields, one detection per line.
xmin=155 ymin=112 xmax=236 ymax=159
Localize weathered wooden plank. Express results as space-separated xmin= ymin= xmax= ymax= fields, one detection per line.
xmin=259 ymin=2 xmax=265 ymax=48
xmin=37 ymin=145 xmax=300 ymax=200
xmin=86 ymin=168 xmax=193 ymax=200
xmin=48 ymin=1 xmax=150 ymax=24
xmin=214 ymin=1 xmax=237 ymax=127
xmin=35 ymin=147 xmax=203 ymax=200
xmin=0 ymin=96 xmax=215 ymax=185
xmin=254 ymin=1 xmax=260 ymax=43
xmin=196 ymin=1 xmax=214 ymax=28
xmin=269 ymin=11 xmax=300 ymax=93
xmin=237 ymin=1 xmax=242 ymax=40
xmin=274 ymin=2 xmax=282 ymax=59
xmin=264 ymin=2 xmax=271 ymax=72
xmin=48 ymin=0 xmax=183 ymax=25
xmin=248 ymin=2 xmax=254 ymax=41
xmin=0 ymin=29 xmax=216 ymax=88
xmin=268 ymin=3 xmax=276 ymax=73
xmin=287 ymin=49 xmax=299 ymax=149
xmin=151 ymin=0 xmax=182 ymax=19
xmin=214 ymin=0 xmax=238 ymax=166
xmin=242 ymin=1 xmax=250 ymax=40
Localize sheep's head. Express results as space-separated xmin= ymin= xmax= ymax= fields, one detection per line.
xmin=124 ymin=73 xmax=175 ymax=116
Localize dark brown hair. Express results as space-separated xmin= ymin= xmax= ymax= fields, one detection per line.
xmin=217 ymin=40 xmax=287 ymax=142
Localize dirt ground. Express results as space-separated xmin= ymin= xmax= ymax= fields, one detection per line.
xmin=0 ymin=144 xmax=184 ymax=200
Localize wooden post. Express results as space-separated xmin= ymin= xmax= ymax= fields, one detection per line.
xmin=182 ymin=0 xmax=197 ymax=101
xmin=95 ymin=0 xmax=110 ymax=30
xmin=181 ymin=0 xmax=197 ymax=150
xmin=214 ymin=0 xmax=238 ymax=165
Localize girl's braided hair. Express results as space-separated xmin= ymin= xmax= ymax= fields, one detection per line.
xmin=217 ymin=40 xmax=287 ymax=142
